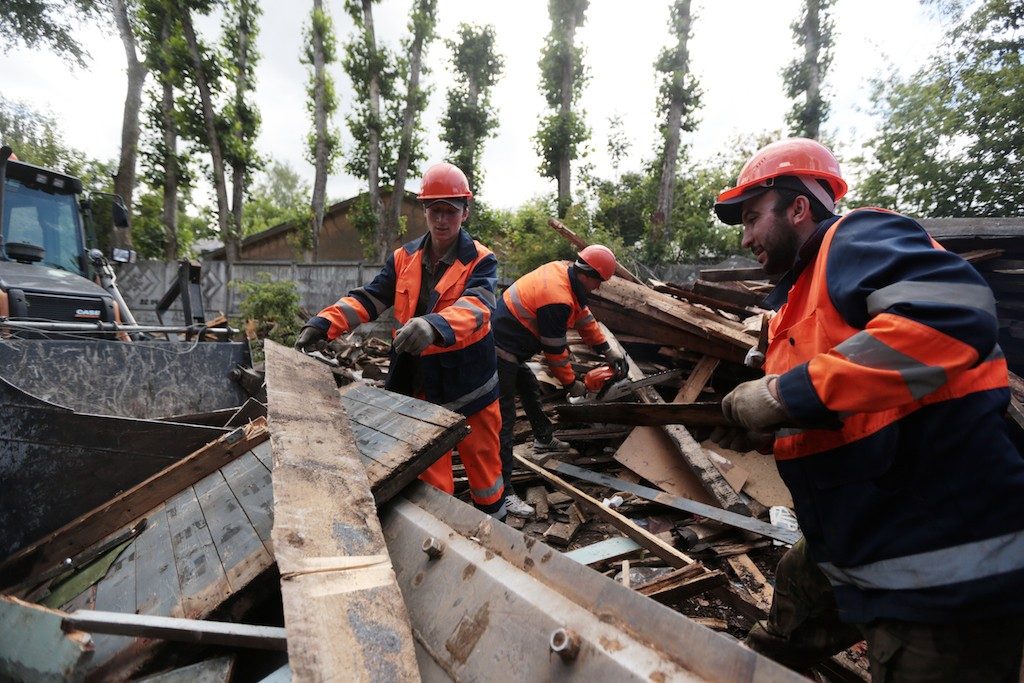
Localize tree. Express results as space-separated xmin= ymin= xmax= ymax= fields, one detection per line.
xmin=0 ymin=0 xmax=102 ymax=66
xmin=109 ymin=0 xmax=146 ymax=251
xmin=535 ymin=0 xmax=589 ymax=218
xmin=855 ymin=0 xmax=1024 ymax=216
xmin=441 ymin=23 xmax=504 ymax=193
xmin=222 ymin=0 xmax=262 ymax=260
xmin=242 ymin=161 xmax=311 ymax=237
xmin=302 ymin=0 xmax=340 ymax=261
xmin=387 ymin=0 xmax=437 ymax=242
xmin=606 ymin=113 xmax=630 ymax=180
xmin=782 ymin=0 xmax=835 ymax=139
xmin=0 ymin=96 xmax=88 ymax=173
xmin=651 ymin=0 xmax=700 ymax=258
xmin=343 ymin=0 xmax=396 ymax=261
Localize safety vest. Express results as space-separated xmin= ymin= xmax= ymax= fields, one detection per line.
xmin=765 ymin=209 xmax=1009 ymax=460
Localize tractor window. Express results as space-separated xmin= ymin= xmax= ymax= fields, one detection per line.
xmin=2 ymin=179 xmax=85 ymax=277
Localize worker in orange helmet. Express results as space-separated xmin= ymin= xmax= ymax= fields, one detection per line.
xmin=712 ymin=137 xmax=1024 ymax=679
xmin=296 ymin=162 xmax=506 ymax=519
xmin=491 ymin=245 xmax=626 ymax=517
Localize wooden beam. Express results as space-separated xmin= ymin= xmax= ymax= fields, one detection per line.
xmin=547 ymin=217 xmax=643 ymax=284
xmin=556 ymin=401 xmax=732 ymax=427
xmin=264 ymin=341 xmax=419 ymax=681
xmin=63 ymin=611 xmax=287 ymax=651
xmin=697 ymin=266 xmax=772 ymax=282
xmin=0 ymin=419 xmax=269 ymax=591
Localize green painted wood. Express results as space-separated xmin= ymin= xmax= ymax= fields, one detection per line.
xmin=165 ymin=487 xmax=230 ymax=619
xmin=220 ymin=451 xmax=275 ymax=549
xmin=134 ymin=505 xmax=184 ymax=619
xmin=562 ymin=536 xmax=643 ymax=565
xmin=60 ymin=583 xmax=96 ymax=613
xmin=192 ymin=472 xmax=272 ymax=594
xmin=0 ymin=596 xmax=91 ymax=683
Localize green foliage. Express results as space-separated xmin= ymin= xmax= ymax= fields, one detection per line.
xmin=220 ymin=0 xmax=263 ymax=190
xmin=243 ymin=161 xmax=311 ymax=237
xmin=233 ymin=274 xmax=301 ymax=348
xmin=854 ymin=0 xmax=1024 ymax=216
xmin=782 ymin=0 xmax=834 ymax=138
xmin=605 ymin=114 xmax=631 ymax=177
xmin=441 ymin=23 xmax=504 ymax=191
xmin=130 ymin=189 xmax=215 ymax=258
xmin=302 ymin=3 xmax=342 ymax=173
xmin=654 ymin=0 xmax=702 ymax=142
xmin=0 ymin=0 xmax=102 ymax=66
xmin=0 ymin=96 xmax=91 ymax=176
xmin=349 ymin=194 xmax=382 ymax=258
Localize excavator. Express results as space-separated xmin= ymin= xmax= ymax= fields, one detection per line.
xmin=0 ymin=146 xmax=259 ymax=558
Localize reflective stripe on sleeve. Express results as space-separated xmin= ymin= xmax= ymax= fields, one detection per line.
xmin=507 ymin=285 xmax=536 ymax=325
xmin=334 ymin=301 xmax=364 ymax=330
xmin=548 ymin=357 xmax=570 ymax=368
xmin=465 ymin=286 xmax=496 ymax=308
xmin=540 ymin=335 xmax=567 ymax=347
xmin=819 ymin=529 xmax=1024 ymax=591
xmin=352 ymin=288 xmax=387 ymax=317
xmin=452 ymin=299 xmax=485 ymax=331
xmin=443 ymin=372 xmax=499 ymax=412
xmin=866 ymin=281 xmax=997 ymax=318
xmin=575 ymin=313 xmax=595 ymax=328
xmin=835 ymin=331 xmax=947 ymax=400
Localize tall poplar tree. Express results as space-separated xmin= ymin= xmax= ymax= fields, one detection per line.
xmin=110 ymin=0 xmax=146 ymax=250
xmin=441 ymin=23 xmax=504 ymax=193
xmin=302 ymin=0 xmax=340 ymax=261
xmin=535 ymin=0 xmax=589 ymax=218
xmin=782 ymin=0 xmax=834 ymax=139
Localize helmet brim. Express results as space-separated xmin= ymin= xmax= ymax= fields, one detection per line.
xmin=713 ymin=186 xmax=771 ymax=225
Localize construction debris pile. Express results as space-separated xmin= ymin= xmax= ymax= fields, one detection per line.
xmin=1 ymin=218 xmax=1021 ymax=683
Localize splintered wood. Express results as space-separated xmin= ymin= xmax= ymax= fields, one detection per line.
xmin=264 ymin=341 xmax=419 ymax=682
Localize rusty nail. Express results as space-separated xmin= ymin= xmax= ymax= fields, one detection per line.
xmin=422 ymin=536 xmax=445 ymax=559
xmin=549 ymin=627 xmax=580 ymax=661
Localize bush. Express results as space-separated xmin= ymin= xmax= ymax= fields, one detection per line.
xmin=232 ymin=274 xmax=302 ymax=352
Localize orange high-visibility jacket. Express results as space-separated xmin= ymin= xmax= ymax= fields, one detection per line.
xmin=764 ymin=208 xmax=1024 ymax=624
xmin=492 ymin=261 xmax=609 ymax=386
xmin=308 ymin=228 xmax=499 ymax=416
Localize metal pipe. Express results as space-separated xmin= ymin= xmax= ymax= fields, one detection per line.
xmin=0 ymin=318 xmax=235 ymax=338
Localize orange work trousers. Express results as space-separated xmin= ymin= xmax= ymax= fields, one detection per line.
xmin=419 ymin=398 xmax=505 ymax=518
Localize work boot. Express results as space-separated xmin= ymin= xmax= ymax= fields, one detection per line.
xmin=505 ymin=492 xmax=535 ymax=518
xmin=533 ymin=436 xmax=571 ymax=453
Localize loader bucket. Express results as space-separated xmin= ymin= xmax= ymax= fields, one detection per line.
xmin=0 ymin=338 xmax=251 ymax=420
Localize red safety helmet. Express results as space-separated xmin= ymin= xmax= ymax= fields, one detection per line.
xmin=714 ymin=138 xmax=847 ymax=225
xmin=418 ymin=162 xmax=473 ymax=201
xmin=576 ymin=245 xmax=617 ymax=281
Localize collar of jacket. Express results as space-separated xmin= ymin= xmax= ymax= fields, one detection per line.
xmin=407 ymin=227 xmax=479 ymax=265
xmin=764 ymin=214 xmax=842 ymax=310
xmin=567 ymin=264 xmax=590 ymax=306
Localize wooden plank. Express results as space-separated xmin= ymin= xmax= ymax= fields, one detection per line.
xmin=548 ymin=217 xmax=643 ymax=283
xmin=90 ymin=536 xmax=139 ymax=670
xmin=675 ymin=356 xmax=719 ymax=404
xmin=525 ymin=486 xmax=549 ymax=520
xmin=557 ymin=401 xmax=733 ymax=427
xmin=65 ymin=611 xmax=286 ymax=651
xmin=639 ymin=569 xmax=729 ymax=605
xmin=220 ymin=450 xmax=275 ymax=550
xmin=726 ymin=554 xmax=774 ymax=614
xmin=264 ymin=340 xmax=419 ymax=682
xmin=650 ymin=279 xmax=756 ymax=317
xmin=543 ymin=504 xmax=584 ymax=547
xmin=193 ymin=471 xmax=273 ymax=593
xmin=0 ymin=418 xmax=269 ymax=592
xmin=698 ymin=266 xmax=771 ymax=282
xmin=133 ymin=504 xmax=184 ymax=619
xmin=165 ymin=487 xmax=231 ymax=619
xmin=704 ymin=440 xmax=794 ymax=509
xmin=563 ymin=536 xmax=643 ymax=565
xmin=136 ymin=656 xmax=235 ymax=683
xmin=692 ymin=280 xmax=765 ymax=308
xmin=0 ymin=596 xmax=92 ymax=683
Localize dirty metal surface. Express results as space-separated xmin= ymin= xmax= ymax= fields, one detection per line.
xmin=0 ymin=339 xmax=249 ymax=419
xmin=382 ymin=483 xmax=804 ymax=683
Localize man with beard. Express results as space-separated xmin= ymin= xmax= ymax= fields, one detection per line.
xmin=713 ymin=138 xmax=1024 ymax=680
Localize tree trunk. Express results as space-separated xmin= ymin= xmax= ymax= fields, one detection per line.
xmin=110 ymin=0 xmax=145 ymax=251
xmin=160 ymin=56 xmax=178 ymax=259
xmin=361 ymin=0 xmax=386 ymax=262
xmin=180 ymin=8 xmax=236 ymax=263
xmin=388 ymin=2 xmax=430 ymax=248
xmin=230 ymin=0 xmax=254 ymax=258
xmin=309 ymin=0 xmax=329 ymax=263
xmin=557 ymin=10 xmax=578 ymax=218
xmin=464 ymin=73 xmax=480 ymax=192
xmin=804 ymin=0 xmax=822 ymax=140
xmin=654 ymin=0 xmax=693 ymax=247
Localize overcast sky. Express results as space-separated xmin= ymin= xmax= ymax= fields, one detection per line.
xmin=1 ymin=0 xmax=947 ymax=210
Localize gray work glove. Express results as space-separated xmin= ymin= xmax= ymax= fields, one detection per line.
xmin=721 ymin=374 xmax=790 ymax=432
xmin=393 ymin=317 xmax=438 ymax=355
xmin=295 ymin=325 xmax=327 ymax=352
xmin=604 ymin=346 xmax=628 ymax=378
xmin=567 ymin=380 xmax=588 ymax=398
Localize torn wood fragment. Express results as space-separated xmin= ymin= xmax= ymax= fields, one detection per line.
xmin=63 ymin=611 xmax=286 ymax=651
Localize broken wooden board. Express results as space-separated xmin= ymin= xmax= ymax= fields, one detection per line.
xmin=557 ymin=400 xmax=734 ymax=427
xmin=543 ymin=504 xmax=585 ymax=546
xmin=136 ymin=656 xmax=235 ymax=683
xmin=264 ymin=340 xmax=419 ymax=682
xmin=703 ymin=440 xmax=794 ymax=509
xmin=64 ymin=611 xmax=287 ymax=650
xmin=563 ymin=537 xmax=643 ymax=565
xmin=0 ymin=596 xmax=92 ymax=683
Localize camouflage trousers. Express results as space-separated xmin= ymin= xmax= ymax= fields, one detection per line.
xmin=745 ymin=538 xmax=1024 ymax=682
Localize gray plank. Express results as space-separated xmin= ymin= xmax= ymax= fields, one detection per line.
xmin=90 ymin=537 xmax=139 ymax=669
xmin=250 ymin=441 xmax=273 ymax=470
xmin=165 ymin=487 xmax=230 ymax=619
xmin=134 ymin=504 xmax=184 ymax=619
xmin=193 ymin=472 xmax=272 ymax=593
xmin=137 ymin=656 xmax=235 ymax=683
xmin=563 ymin=537 xmax=643 ymax=565
xmin=220 ymin=451 xmax=275 ymax=549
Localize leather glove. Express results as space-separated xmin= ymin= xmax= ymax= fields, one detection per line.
xmin=722 ymin=374 xmax=790 ymax=432
xmin=393 ymin=317 xmax=438 ymax=355
xmin=708 ymin=426 xmax=774 ymax=453
xmin=294 ymin=325 xmax=327 ymax=352
xmin=604 ymin=346 xmax=628 ymax=378
xmin=567 ymin=380 xmax=588 ymax=398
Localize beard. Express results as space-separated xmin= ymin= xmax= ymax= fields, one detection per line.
xmin=761 ymin=214 xmax=801 ymax=275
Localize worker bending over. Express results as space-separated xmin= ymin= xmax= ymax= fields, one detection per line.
xmin=491 ymin=246 xmax=625 ymax=517
xmin=714 ymin=137 xmax=1024 ymax=680
xmin=296 ymin=163 xmax=505 ymax=519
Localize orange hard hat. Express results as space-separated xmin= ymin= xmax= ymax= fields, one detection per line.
xmin=418 ymin=162 xmax=473 ymax=201
xmin=576 ymin=245 xmax=617 ymax=281
xmin=714 ymin=138 xmax=847 ymax=225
